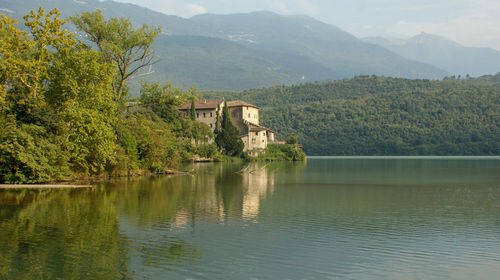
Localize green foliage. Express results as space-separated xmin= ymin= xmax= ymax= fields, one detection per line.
xmin=0 ymin=114 xmax=70 ymax=183
xmin=1 ymin=9 xmax=211 ymax=183
xmin=139 ymin=82 xmax=191 ymax=123
xmin=214 ymin=105 xmax=221 ymax=132
xmin=119 ymin=109 xmax=179 ymax=172
xmin=215 ymin=103 xmax=244 ymax=156
xmin=47 ymin=47 xmax=117 ymax=174
xmin=189 ymin=97 xmax=196 ymax=121
xmin=109 ymin=81 xmax=217 ymax=174
xmin=187 ymin=121 xmax=214 ymax=143
xmin=70 ymin=9 xmax=161 ymax=100
xmin=205 ymin=75 xmax=500 ymax=155
xmin=286 ymin=134 xmax=298 ymax=145
xmin=0 ymin=188 xmax=130 ymax=278
xmin=1 ymin=8 xmax=117 ymax=181
xmin=1 ymin=8 xmax=75 ymax=117
xmin=112 ymin=118 xmax=140 ymax=173
xmin=258 ymin=144 xmax=306 ymax=161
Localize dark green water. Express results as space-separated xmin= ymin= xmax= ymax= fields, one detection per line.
xmin=1 ymin=157 xmax=499 ymax=279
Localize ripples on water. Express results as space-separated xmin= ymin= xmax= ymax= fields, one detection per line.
xmin=0 ymin=157 xmax=499 ymax=279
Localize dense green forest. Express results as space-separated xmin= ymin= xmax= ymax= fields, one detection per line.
xmin=204 ymin=75 xmax=500 ymax=155
xmin=0 ymin=9 xmax=220 ymax=183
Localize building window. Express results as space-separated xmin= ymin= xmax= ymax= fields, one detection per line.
xmin=210 ymin=124 xmax=213 ymax=128
xmin=262 ymin=140 xmax=265 ymax=142
xmin=254 ymin=114 xmax=256 ymax=119
xmin=196 ymin=113 xmax=199 ymax=118
xmin=210 ymin=112 xmax=213 ymax=117
xmin=203 ymin=112 xmax=206 ymax=118
xmin=248 ymin=113 xmax=250 ymax=118
xmin=255 ymin=132 xmax=258 ymax=136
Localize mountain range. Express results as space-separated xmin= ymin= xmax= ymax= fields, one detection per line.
xmin=363 ymin=33 xmax=500 ymax=78
xmin=1 ymin=0 xmax=499 ymax=91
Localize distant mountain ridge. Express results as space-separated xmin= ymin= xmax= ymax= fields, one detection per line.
xmin=0 ymin=0 xmax=452 ymax=91
xmin=190 ymin=12 xmax=448 ymax=81
xmin=364 ymin=33 xmax=500 ymax=77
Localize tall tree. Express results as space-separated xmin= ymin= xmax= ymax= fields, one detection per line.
xmin=215 ymin=102 xmax=244 ymax=156
xmin=70 ymin=10 xmax=161 ymax=100
xmin=189 ymin=98 xmax=196 ymax=121
xmin=214 ymin=105 xmax=221 ymax=132
xmin=47 ymin=47 xmax=117 ymax=174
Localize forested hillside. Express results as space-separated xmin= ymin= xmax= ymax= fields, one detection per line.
xmin=204 ymin=75 xmax=500 ymax=155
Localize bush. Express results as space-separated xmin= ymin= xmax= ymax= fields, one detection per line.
xmin=258 ymin=144 xmax=306 ymax=161
xmin=0 ymin=115 xmax=71 ymax=183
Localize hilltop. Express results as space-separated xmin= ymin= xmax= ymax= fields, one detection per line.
xmin=2 ymin=0 xmax=448 ymax=91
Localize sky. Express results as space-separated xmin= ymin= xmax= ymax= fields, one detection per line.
xmin=108 ymin=0 xmax=500 ymax=50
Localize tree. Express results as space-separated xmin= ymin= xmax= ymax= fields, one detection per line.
xmin=0 ymin=8 xmax=116 ymax=180
xmin=70 ymin=10 xmax=161 ymax=100
xmin=47 ymin=47 xmax=117 ymax=174
xmin=215 ymin=102 xmax=244 ymax=156
xmin=189 ymin=97 xmax=196 ymax=121
xmin=139 ymin=82 xmax=192 ymax=123
xmin=214 ymin=105 xmax=221 ymax=132
xmin=1 ymin=8 xmax=75 ymax=115
xmin=286 ymin=134 xmax=298 ymax=145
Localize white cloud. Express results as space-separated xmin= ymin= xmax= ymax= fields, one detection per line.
xmin=187 ymin=4 xmax=206 ymax=15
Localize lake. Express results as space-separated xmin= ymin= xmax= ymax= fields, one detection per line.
xmin=1 ymin=157 xmax=499 ymax=279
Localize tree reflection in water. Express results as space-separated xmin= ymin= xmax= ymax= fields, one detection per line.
xmin=0 ymin=161 xmax=307 ymax=278
xmin=0 ymin=188 xmax=130 ymax=279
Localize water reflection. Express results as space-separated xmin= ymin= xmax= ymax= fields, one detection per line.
xmin=0 ymin=188 xmax=130 ymax=279
xmin=240 ymin=163 xmax=275 ymax=221
xmin=1 ymin=158 xmax=499 ymax=279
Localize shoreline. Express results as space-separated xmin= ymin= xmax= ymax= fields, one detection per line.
xmin=0 ymin=184 xmax=93 ymax=189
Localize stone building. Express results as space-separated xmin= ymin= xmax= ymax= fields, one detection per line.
xmin=177 ymin=99 xmax=277 ymax=155
xmin=177 ymin=99 xmax=223 ymax=130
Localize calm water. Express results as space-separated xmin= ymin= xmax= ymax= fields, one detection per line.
xmin=1 ymin=157 xmax=499 ymax=279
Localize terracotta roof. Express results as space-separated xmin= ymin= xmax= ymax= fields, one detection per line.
xmin=177 ymin=99 xmax=223 ymax=110
xmin=227 ymin=100 xmax=259 ymax=109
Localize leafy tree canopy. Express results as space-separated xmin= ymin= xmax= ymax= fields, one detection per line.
xmin=70 ymin=10 xmax=161 ymax=100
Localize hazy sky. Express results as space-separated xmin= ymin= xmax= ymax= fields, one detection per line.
xmin=108 ymin=0 xmax=500 ymax=50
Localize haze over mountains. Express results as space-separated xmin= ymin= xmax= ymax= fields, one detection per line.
xmin=364 ymin=33 xmax=500 ymax=78
xmin=2 ymin=0 xmax=499 ymax=90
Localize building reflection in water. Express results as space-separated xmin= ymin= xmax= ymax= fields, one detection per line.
xmin=240 ymin=163 xmax=275 ymax=222
xmin=171 ymin=162 xmax=277 ymax=225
